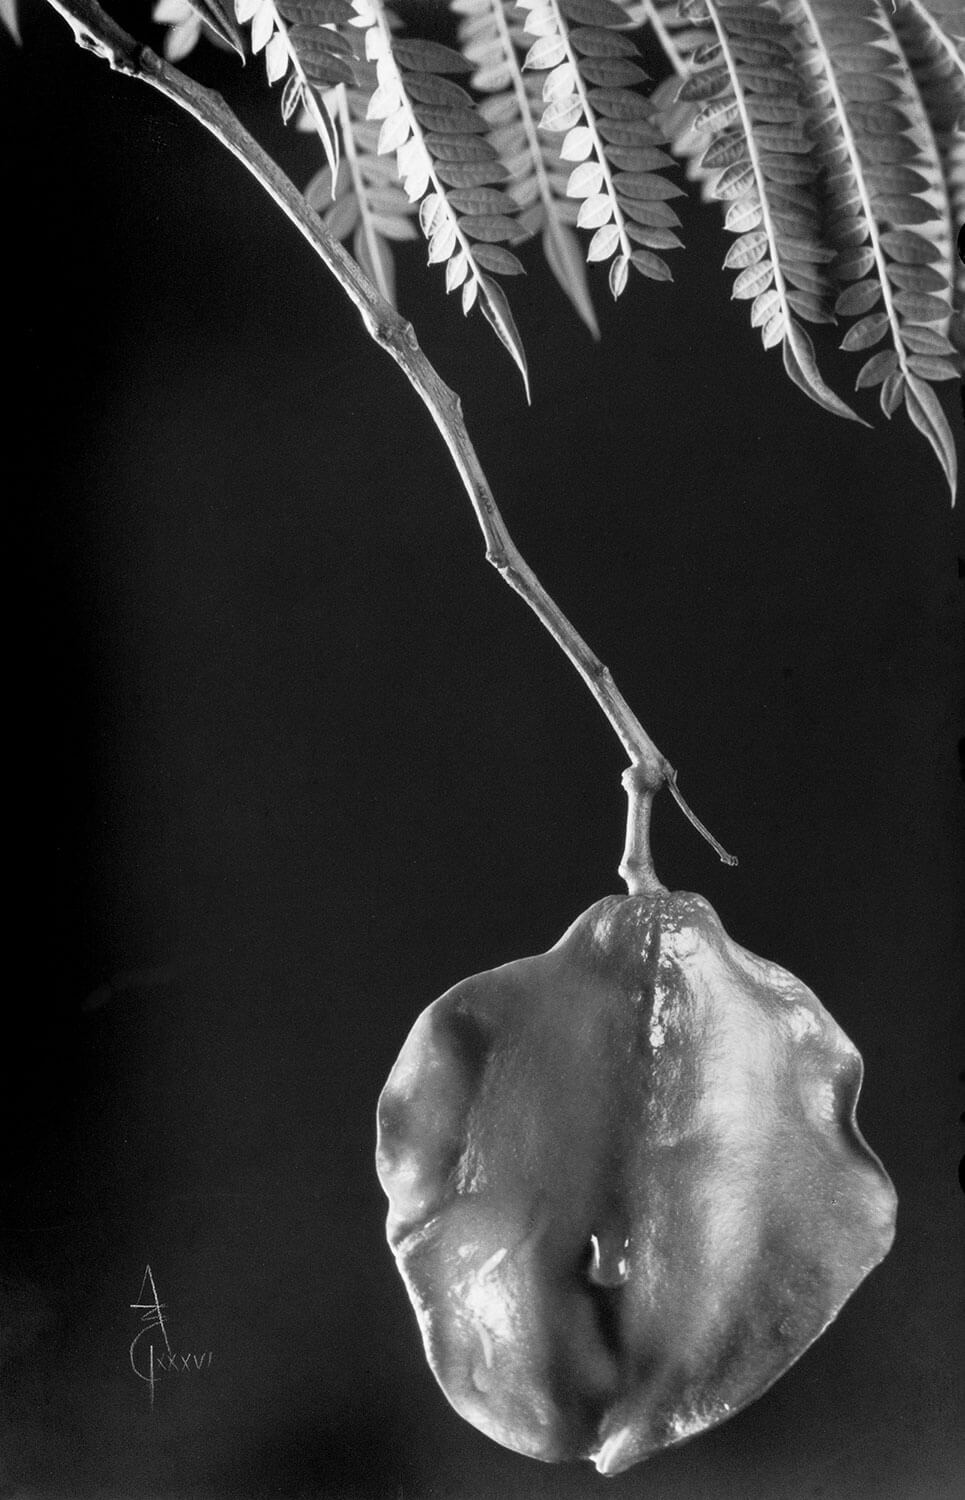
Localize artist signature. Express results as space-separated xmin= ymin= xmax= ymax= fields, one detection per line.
xmin=130 ymin=1266 xmax=214 ymax=1408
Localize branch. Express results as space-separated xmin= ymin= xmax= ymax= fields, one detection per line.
xmin=39 ymin=0 xmax=737 ymax=868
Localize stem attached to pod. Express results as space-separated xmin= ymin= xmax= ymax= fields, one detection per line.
xmin=619 ymin=763 xmax=663 ymax=897
xmin=41 ymin=0 xmax=737 ymax=872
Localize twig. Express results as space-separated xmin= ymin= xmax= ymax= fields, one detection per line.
xmin=39 ymin=0 xmax=736 ymax=868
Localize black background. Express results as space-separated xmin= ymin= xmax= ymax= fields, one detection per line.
xmin=3 ymin=3 xmax=963 ymax=1497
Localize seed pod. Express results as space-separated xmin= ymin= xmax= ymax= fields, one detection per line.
xmin=376 ymin=889 xmax=896 ymax=1474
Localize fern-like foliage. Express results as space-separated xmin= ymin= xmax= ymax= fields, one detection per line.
xmin=236 ymin=0 xmax=360 ymax=177
xmin=453 ymin=0 xmax=602 ymax=334
xmin=154 ymin=1 xmax=419 ymax=301
xmin=792 ymin=0 xmax=960 ymax=489
xmin=517 ymin=0 xmax=687 ymax=298
xmin=647 ymin=0 xmax=963 ymax=494
xmin=892 ymin=0 xmax=965 ymax=349
xmin=355 ymin=0 xmax=531 ymax=391
xmin=665 ymin=0 xmax=864 ymax=425
xmin=142 ymin=0 xmax=965 ymax=494
xmin=305 ymin=85 xmax=420 ymax=305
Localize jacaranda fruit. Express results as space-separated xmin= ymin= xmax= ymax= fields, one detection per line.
xmin=376 ymin=889 xmax=896 ymax=1474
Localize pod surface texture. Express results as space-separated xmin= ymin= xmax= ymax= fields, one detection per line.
xmin=376 ymin=891 xmax=897 ymax=1474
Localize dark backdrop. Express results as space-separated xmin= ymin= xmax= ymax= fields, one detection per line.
xmin=4 ymin=5 xmax=963 ymax=1498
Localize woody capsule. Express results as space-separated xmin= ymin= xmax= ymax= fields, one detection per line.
xmin=375 ymin=767 xmax=897 ymax=1475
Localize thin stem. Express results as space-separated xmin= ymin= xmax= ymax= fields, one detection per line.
xmin=40 ymin=0 xmax=736 ymax=867
xmin=618 ymin=764 xmax=663 ymax=897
